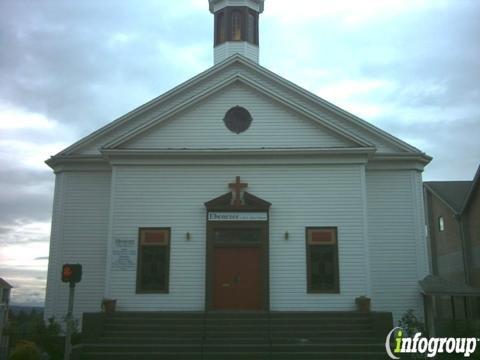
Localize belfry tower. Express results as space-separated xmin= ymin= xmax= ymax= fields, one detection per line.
xmin=209 ymin=0 xmax=265 ymax=64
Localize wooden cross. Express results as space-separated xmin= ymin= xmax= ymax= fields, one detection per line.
xmin=229 ymin=176 xmax=248 ymax=206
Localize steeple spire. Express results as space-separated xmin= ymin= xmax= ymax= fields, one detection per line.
xmin=209 ymin=0 xmax=265 ymax=64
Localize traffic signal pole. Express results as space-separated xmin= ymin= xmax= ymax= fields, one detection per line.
xmin=64 ymin=282 xmax=76 ymax=360
xmin=61 ymin=263 xmax=82 ymax=360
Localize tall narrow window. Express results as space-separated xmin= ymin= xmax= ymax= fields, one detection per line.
xmin=247 ymin=11 xmax=255 ymax=43
xmin=217 ymin=12 xmax=225 ymax=44
xmin=438 ymin=216 xmax=445 ymax=231
xmin=137 ymin=228 xmax=170 ymax=293
xmin=232 ymin=10 xmax=242 ymax=41
xmin=306 ymin=227 xmax=339 ymax=293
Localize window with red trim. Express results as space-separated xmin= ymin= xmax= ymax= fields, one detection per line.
xmin=136 ymin=228 xmax=170 ymax=293
xmin=306 ymin=227 xmax=339 ymax=293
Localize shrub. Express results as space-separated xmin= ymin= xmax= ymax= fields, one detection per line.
xmin=398 ymin=309 xmax=425 ymax=336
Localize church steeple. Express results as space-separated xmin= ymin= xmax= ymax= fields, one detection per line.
xmin=209 ymin=0 xmax=265 ymax=64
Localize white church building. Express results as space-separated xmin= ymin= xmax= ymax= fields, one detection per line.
xmin=45 ymin=0 xmax=431 ymax=327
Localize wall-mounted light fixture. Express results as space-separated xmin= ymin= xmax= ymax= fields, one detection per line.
xmin=186 ymin=232 xmax=191 ymax=241
xmin=284 ymin=231 xmax=289 ymax=240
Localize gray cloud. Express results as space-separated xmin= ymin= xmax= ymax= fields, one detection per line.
xmin=0 ymin=0 xmax=212 ymax=131
xmin=380 ymin=116 xmax=480 ymax=180
xmin=0 ymin=166 xmax=54 ymax=224
xmin=0 ymin=194 xmax=52 ymax=225
xmin=0 ymin=166 xmax=52 ymax=187
xmin=0 ymin=226 xmax=49 ymax=246
xmin=0 ymin=267 xmax=47 ymax=306
xmin=261 ymin=1 xmax=480 ymax=180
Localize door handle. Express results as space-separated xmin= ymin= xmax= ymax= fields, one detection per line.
xmin=222 ymin=283 xmax=231 ymax=287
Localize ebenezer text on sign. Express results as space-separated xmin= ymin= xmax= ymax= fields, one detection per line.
xmin=208 ymin=212 xmax=268 ymax=221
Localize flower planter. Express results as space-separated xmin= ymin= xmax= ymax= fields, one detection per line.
xmin=101 ymin=299 xmax=117 ymax=313
xmin=355 ymin=296 xmax=371 ymax=312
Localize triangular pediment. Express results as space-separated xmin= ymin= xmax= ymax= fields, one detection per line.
xmin=107 ymin=77 xmax=370 ymax=151
xmin=49 ymin=55 xmax=430 ymax=165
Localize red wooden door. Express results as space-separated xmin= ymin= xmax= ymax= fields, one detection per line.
xmin=213 ymin=247 xmax=262 ymax=310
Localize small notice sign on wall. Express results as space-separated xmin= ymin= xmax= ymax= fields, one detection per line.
xmin=112 ymin=238 xmax=136 ymax=271
xmin=208 ymin=212 xmax=268 ymax=221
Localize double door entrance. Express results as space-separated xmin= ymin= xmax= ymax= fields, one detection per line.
xmin=207 ymin=223 xmax=268 ymax=311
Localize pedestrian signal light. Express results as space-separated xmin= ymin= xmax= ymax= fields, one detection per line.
xmin=62 ymin=264 xmax=82 ymax=283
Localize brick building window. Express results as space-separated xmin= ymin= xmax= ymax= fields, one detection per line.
xmin=438 ymin=216 xmax=445 ymax=231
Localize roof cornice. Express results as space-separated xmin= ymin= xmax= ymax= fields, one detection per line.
xmin=46 ymin=147 xmax=430 ymax=171
xmin=366 ymin=153 xmax=430 ymax=171
xmin=100 ymin=147 xmax=374 ymax=166
xmin=371 ymin=152 xmax=431 ymax=164
xmin=45 ymin=155 xmax=111 ymax=173
xmin=101 ymin=147 xmax=376 ymax=156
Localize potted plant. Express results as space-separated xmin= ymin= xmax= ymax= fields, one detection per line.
xmin=355 ymin=295 xmax=371 ymax=312
xmin=101 ymin=298 xmax=117 ymax=313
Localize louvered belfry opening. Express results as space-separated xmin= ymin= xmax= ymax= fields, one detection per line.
xmin=214 ymin=7 xmax=259 ymax=46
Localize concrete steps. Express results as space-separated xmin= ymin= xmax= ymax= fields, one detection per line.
xmin=75 ymin=311 xmax=392 ymax=359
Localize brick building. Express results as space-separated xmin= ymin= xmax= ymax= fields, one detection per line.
xmin=424 ymin=165 xmax=480 ymax=320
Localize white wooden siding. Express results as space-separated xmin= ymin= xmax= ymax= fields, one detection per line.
xmin=269 ymin=164 xmax=368 ymax=310
xmin=366 ymin=170 xmax=427 ymax=322
xmin=76 ymin=61 xmax=403 ymax=155
xmin=44 ymin=171 xmax=111 ymax=324
xmin=214 ymin=42 xmax=259 ymax=64
xmin=45 ymin=165 xmax=428 ymax=319
xmin=107 ymin=164 xmax=368 ymax=311
xmin=44 ymin=173 xmax=65 ymax=322
xmin=123 ymin=82 xmax=355 ymax=150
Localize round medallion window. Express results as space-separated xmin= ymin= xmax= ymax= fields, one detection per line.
xmin=223 ymin=106 xmax=252 ymax=134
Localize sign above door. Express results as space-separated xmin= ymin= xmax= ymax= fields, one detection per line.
xmin=208 ymin=212 xmax=268 ymax=221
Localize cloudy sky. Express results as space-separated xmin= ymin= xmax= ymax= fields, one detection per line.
xmin=0 ymin=0 xmax=479 ymax=306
